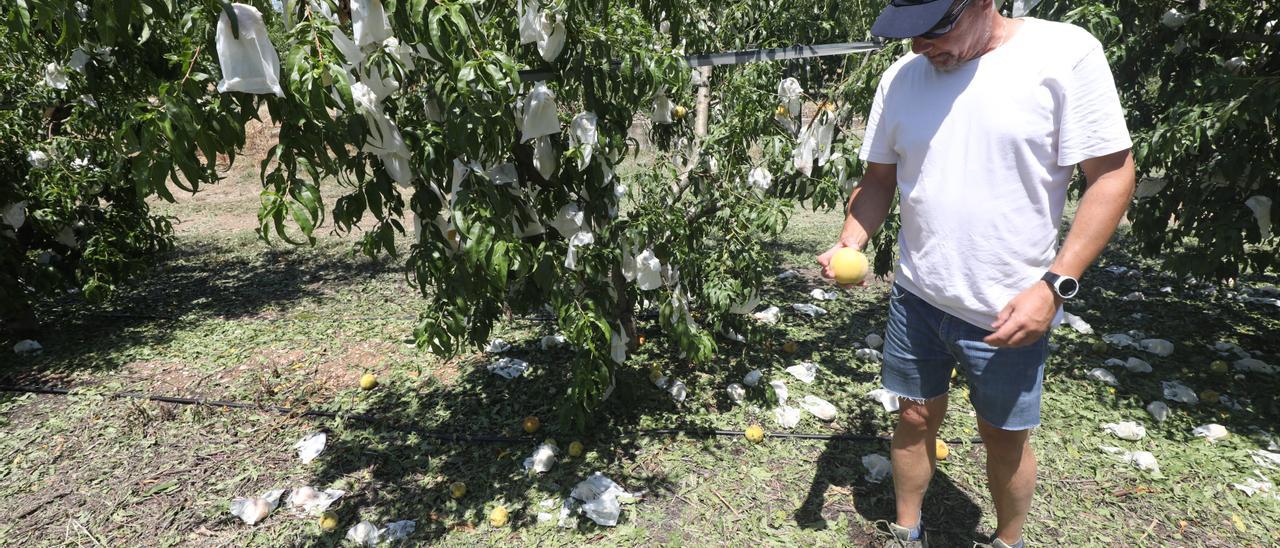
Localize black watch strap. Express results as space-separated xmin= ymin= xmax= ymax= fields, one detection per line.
xmin=1042 ymin=271 xmax=1080 ymax=299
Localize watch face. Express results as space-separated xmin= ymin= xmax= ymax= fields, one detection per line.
xmin=1057 ymin=277 xmax=1080 ymax=298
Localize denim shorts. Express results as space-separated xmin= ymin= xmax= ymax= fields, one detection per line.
xmin=880 ymin=283 xmax=1048 ymax=431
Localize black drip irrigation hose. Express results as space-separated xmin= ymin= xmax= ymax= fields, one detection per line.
xmin=0 ymin=384 xmax=986 ymax=445
xmin=72 ymin=310 xmax=664 ymax=325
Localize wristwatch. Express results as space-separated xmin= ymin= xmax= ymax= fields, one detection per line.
xmin=1042 ymin=271 xmax=1080 ymax=300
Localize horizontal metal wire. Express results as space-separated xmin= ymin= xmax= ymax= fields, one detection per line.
xmin=519 ymin=40 xmax=885 ymax=82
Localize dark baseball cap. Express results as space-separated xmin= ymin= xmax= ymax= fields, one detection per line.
xmin=871 ymin=0 xmax=958 ymax=39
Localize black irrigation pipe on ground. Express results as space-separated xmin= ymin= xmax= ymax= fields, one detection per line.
xmin=0 ymin=384 xmax=985 ymax=445
xmin=73 ymin=310 xmax=661 ymax=325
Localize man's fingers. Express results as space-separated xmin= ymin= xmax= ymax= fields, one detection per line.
xmin=984 ymin=321 xmax=1020 ymax=346
xmin=1008 ymin=328 xmax=1045 ymax=348
xmin=817 ymin=244 xmax=844 ymax=278
xmin=985 ymin=323 xmax=1044 ymax=348
xmin=991 ymin=303 xmax=1015 ymax=330
xmin=1004 ymin=330 xmax=1029 ymax=348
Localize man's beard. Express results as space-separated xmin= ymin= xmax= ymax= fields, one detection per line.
xmin=928 ymin=54 xmax=962 ymax=72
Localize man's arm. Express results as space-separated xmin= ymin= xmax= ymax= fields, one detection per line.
xmin=1048 ymin=150 xmax=1137 ymax=279
xmin=984 ymin=149 xmax=1137 ymax=347
xmin=817 ymin=161 xmax=898 ymax=281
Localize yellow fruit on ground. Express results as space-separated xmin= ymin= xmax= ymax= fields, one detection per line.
xmin=673 ymin=105 xmax=688 ymax=120
xmin=450 ymin=481 xmax=467 ymax=499
xmin=543 ymin=438 xmax=558 ymax=448
xmin=1200 ymin=390 xmax=1220 ymax=404
xmin=489 ymin=506 xmax=509 ymax=527
xmin=830 ymin=248 xmax=869 ymax=285
xmin=637 ymin=335 xmax=646 ymax=346
xmin=568 ymin=441 xmax=584 ymax=458
xmin=318 ymin=511 xmax=339 ymax=532
xmin=745 ymin=424 xmax=765 ymax=443
xmin=775 ymin=104 xmax=789 ymax=118
xmin=1210 ymin=360 xmax=1229 ymax=374
xmin=935 ymin=439 xmax=950 ymax=460
xmin=783 ymin=341 xmax=798 ymax=354
xmin=951 ymin=369 xmax=958 ymax=380
xmin=522 ymin=416 xmax=541 ymax=434
xmin=359 ymin=373 xmax=378 ymax=390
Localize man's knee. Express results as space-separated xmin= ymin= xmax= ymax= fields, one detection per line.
xmin=896 ymin=397 xmax=944 ymax=433
xmin=979 ymin=420 xmax=1031 ymax=460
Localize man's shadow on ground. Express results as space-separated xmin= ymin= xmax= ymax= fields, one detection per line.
xmin=795 ymin=440 xmax=985 ymax=544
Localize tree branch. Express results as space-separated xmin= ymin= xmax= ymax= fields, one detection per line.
xmin=684 ymin=201 xmax=721 ymax=225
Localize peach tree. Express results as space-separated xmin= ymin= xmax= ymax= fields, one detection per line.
xmin=1028 ymin=0 xmax=1277 ymax=277
xmin=5 ymin=0 xmax=890 ymax=427
xmin=2 ymin=0 xmax=261 ymax=333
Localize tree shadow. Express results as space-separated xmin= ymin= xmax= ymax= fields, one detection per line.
xmin=1054 ymin=237 xmax=1280 ymax=450
xmin=794 ymin=440 xmax=985 ymax=545
xmin=3 ymin=205 xmax=1277 ymax=544
xmin=278 ymin=338 xmax=685 ymax=544
xmin=0 ymin=238 xmax=409 ymax=387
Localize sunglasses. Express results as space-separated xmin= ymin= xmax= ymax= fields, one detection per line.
xmin=919 ymin=0 xmax=974 ymax=39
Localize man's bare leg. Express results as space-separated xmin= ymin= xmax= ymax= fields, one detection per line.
xmin=891 ymin=394 xmax=949 ymax=530
xmin=978 ymin=418 xmax=1035 ymax=545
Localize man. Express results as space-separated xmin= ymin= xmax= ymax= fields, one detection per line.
xmin=816 ymin=0 xmax=1136 ymax=546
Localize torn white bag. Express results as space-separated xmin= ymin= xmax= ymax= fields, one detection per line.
xmin=215 ymin=3 xmax=284 ymax=97
xmin=533 ymin=135 xmax=558 ymax=180
xmin=867 ymin=388 xmax=900 ymax=413
xmin=518 ymin=0 xmax=543 ymax=44
xmin=777 ymin=78 xmax=803 ymax=117
xmin=570 ymin=473 xmax=636 ymax=527
xmin=1246 ymin=195 xmax=1273 ymax=240
xmin=286 ymin=485 xmax=345 ymax=515
xmin=726 ymin=383 xmax=746 ymax=403
xmin=1102 ymin=421 xmax=1147 ymax=441
xmin=632 ymin=249 xmax=663 ymax=291
xmin=800 ymin=395 xmax=837 ymax=421
xmin=1146 ymin=401 xmax=1171 ymax=422
xmin=609 ymin=323 xmax=628 ymax=364
xmin=548 ymin=203 xmax=583 ymax=236
xmin=523 ymin=443 xmax=559 ymax=473
xmin=521 ymin=82 xmax=560 ymax=142
xmin=862 ymin=454 xmax=892 ymax=483
xmin=565 ymin=230 xmax=595 ymax=270
xmin=537 ymin=12 xmax=567 ymax=62
xmin=1 ymin=201 xmax=27 ymax=230
xmin=229 ymin=489 xmax=286 ymax=525
xmin=295 ymin=432 xmax=327 ymax=463
xmin=773 ymin=405 xmax=802 ymax=428
xmin=569 ymin=112 xmax=599 ymax=169
xmin=651 ymin=90 xmax=673 ymax=124
xmin=770 ymin=379 xmax=789 ymax=405
xmin=351 ymin=0 xmax=393 ymax=47
xmin=748 ymin=166 xmax=772 ymax=194
xmin=785 ymin=362 xmax=818 ymax=384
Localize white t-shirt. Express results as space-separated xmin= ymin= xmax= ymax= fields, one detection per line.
xmin=859 ymin=17 xmax=1131 ymax=331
